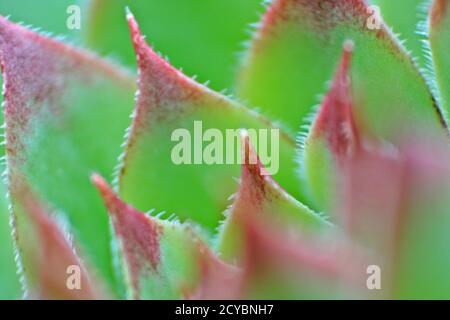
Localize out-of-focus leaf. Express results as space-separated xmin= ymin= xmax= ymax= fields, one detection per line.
xmin=302 ymin=42 xmax=360 ymax=212
xmin=84 ymin=0 xmax=262 ymax=91
xmin=118 ymin=14 xmax=305 ymax=233
xmin=0 ymin=0 xmax=80 ymax=36
xmin=236 ymin=207 xmax=367 ymax=299
xmin=236 ymin=0 xmax=445 ymax=138
xmin=217 ymin=131 xmax=329 ymax=262
xmin=338 ymin=135 xmax=450 ymax=298
xmin=371 ymin=0 xmax=428 ymax=67
xmin=0 ymin=17 xmax=136 ymax=295
xmin=10 ymin=178 xmax=101 ymax=299
xmin=93 ymin=174 xmax=239 ymax=299
xmin=429 ymin=0 xmax=450 ymax=118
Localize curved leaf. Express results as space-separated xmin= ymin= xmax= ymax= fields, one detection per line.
xmin=10 ymin=178 xmax=101 ymax=299
xmin=93 ymin=174 xmax=237 ymax=299
xmin=236 ymin=207 xmax=367 ymax=299
xmin=0 ymin=17 xmax=136 ymax=295
xmin=118 ymin=13 xmax=306 ymax=233
xmin=217 ymin=131 xmax=329 ymax=262
xmin=236 ymin=0 xmax=445 ymax=138
xmin=337 ymin=136 xmax=450 ymax=298
xmin=302 ymin=42 xmax=360 ymax=212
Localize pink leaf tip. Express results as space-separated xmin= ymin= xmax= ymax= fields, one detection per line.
xmin=311 ymin=42 xmax=360 ymax=160
xmin=91 ymin=174 xmax=162 ymax=299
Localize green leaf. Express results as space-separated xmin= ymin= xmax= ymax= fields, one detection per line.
xmin=337 ymin=136 xmax=450 ymax=298
xmin=118 ymin=14 xmax=306 ymax=234
xmin=0 ymin=17 xmax=136 ymax=295
xmin=429 ymin=0 xmax=450 ymax=119
xmin=93 ymin=174 xmax=240 ymax=299
xmin=236 ymin=0 xmax=445 ymax=139
xmin=302 ymin=43 xmax=360 ymax=212
xmin=235 ymin=206 xmax=366 ymax=299
xmin=217 ymin=131 xmax=329 ymax=262
xmin=10 ymin=178 xmax=101 ymax=299
xmin=371 ymin=0 xmax=428 ymax=68
xmin=84 ymin=0 xmax=263 ymax=91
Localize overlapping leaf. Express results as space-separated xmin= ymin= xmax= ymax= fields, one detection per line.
xmin=0 ymin=16 xmax=136 ymax=294
xmin=118 ymin=13 xmax=306 ymax=233
xmin=217 ymin=132 xmax=329 ymax=262
xmin=337 ymin=136 xmax=450 ymax=298
xmin=236 ymin=0 xmax=445 ymax=139
xmin=302 ymin=42 xmax=360 ymax=212
xmin=10 ymin=178 xmax=100 ymax=299
xmin=93 ymin=174 xmax=240 ymax=299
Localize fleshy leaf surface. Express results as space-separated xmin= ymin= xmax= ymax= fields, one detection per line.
xmin=11 ymin=178 xmax=100 ymax=299
xmin=302 ymin=42 xmax=360 ymax=212
xmin=118 ymin=14 xmax=305 ymax=233
xmin=218 ymin=131 xmax=329 ymax=262
xmin=84 ymin=0 xmax=262 ymax=91
xmin=236 ymin=206 xmax=368 ymax=299
xmin=93 ymin=174 xmax=237 ymax=300
xmin=429 ymin=0 xmax=450 ymax=118
xmin=0 ymin=17 xmax=136 ymax=295
xmin=237 ymin=0 xmax=445 ymax=138
xmin=337 ymin=136 xmax=450 ymax=298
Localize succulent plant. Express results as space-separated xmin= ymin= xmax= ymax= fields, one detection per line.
xmin=1 ymin=0 xmax=450 ymax=300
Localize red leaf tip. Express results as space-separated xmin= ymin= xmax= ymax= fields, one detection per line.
xmin=92 ymin=174 xmax=163 ymax=299
xmin=126 ymin=13 xmax=204 ymax=124
xmin=311 ymin=42 xmax=359 ymax=160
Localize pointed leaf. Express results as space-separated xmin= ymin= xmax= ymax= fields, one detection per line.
xmin=84 ymin=0 xmax=262 ymax=91
xmin=118 ymin=14 xmax=307 ymax=233
xmin=429 ymin=0 xmax=450 ymax=118
xmin=237 ymin=0 xmax=445 ymax=138
xmin=302 ymin=42 xmax=361 ymax=212
xmin=217 ymin=131 xmax=329 ymax=262
xmin=0 ymin=17 xmax=136 ymax=294
xmin=93 ymin=174 xmax=235 ymax=299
